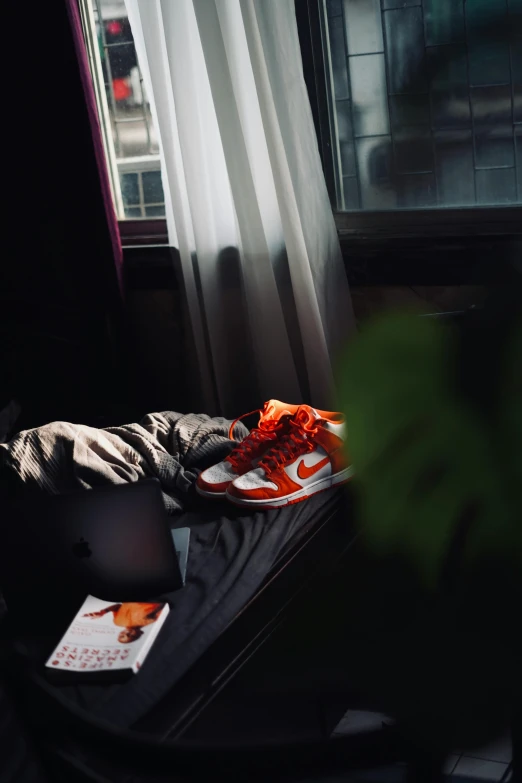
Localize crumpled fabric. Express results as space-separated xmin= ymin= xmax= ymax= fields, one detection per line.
xmin=0 ymin=411 xmax=248 ymax=513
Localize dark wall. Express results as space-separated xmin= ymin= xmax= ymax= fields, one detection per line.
xmin=124 ymin=249 xmax=192 ymax=416
xmin=2 ymin=2 xmax=130 ymax=431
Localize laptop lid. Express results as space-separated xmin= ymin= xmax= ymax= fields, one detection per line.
xmin=1 ymin=479 xmax=182 ymax=627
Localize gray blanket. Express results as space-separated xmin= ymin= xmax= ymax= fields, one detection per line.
xmin=0 ymin=411 xmax=249 ymax=513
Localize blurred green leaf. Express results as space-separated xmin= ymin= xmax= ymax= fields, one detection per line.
xmin=336 ymin=311 xmax=521 ymax=591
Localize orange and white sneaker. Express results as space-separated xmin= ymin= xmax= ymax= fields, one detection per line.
xmin=195 ymin=400 xmax=300 ymax=499
xmin=225 ymin=404 xmax=353 ymax=508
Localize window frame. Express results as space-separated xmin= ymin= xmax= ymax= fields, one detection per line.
xmin=295 ymin=0 xmax=522 ymax=240
xmin=79 ymin=0 xmax=167 ymax=245
xmin=115 ymin=0 xmax=521 ymax=250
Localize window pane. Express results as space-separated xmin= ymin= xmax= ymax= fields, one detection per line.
xmin=465 ymin=0 xmax=508 ymax=39
xmin=428 ymin=44 xmax=469 ymax=89
xmin=118 ymin=168 xmax=166 ymax=219
xmin=468 ymin=40 xmax=511 ymax=86
xmin=476 ymin=167 xmax=517 ymax=204
xmin=344 ymin=0 xmax=384 ymax=56
xmin=430 ymin=89 xmax=471 ymax=130
xmin=115 ymin=119 xmax=156 ymax=158
xmin=121 ymin=172 xmax=139 ymax=206
xmin=428 ymin=44 xmax=471 ymax=129
xmin=356 ymin=136 xmax=397 ymax=208
xmin=327 ymin=0 xmax=343 ymax=16
xmin=340 ymin=141 xmax=357 ymax=177
xmin=434 ymin=130 xmax=476 ymax=206
xmin=142 ymin=170 xmax=165 ymax=204
xmin=83 ymin=0 xmax=165 ymax=221
xmin=384 ymin=7 xmax=427 ymax=94
xmin=328 ymin=15 xmax=350 ymax=100
xmin=335 ymin=99 xmax=354 ymax=141
xmin=424 ymin=0 xmax=465 ymax=47
xmin=398 ymin=173 xmax=437 ymax=208
xmin=389 ymin=93 xmax=430 ymax=128
xmin=106 ymin=43 xmax=137 ymax=117
xmin=145 ymin=206 xmax=166 ymax=218
xmin=349 ymin=54 xmax=389 ymax=136
xmin=394 ymin=128 xmax=434 ymax=173
xmin=466 ymin=0 xmax=511 ymax=88
xmin=124 ymin=207 xmax=142 ymax=218
xmin=513 ymin=42 xmax=522 ymax=123
xmin=382 ymin=0 xmax=419 ymax=9
xmin=342 ymin=176 xmax=361 ymax=209
xmin=515 ymin=125 xmax=522 ymax=201
xmin=471 ymin=84 xmax=513 ymax=125
xmin=324 ymin=0 xmax=521 ymax=210
xmin=475 ymin=126 xmax=515 ymax=168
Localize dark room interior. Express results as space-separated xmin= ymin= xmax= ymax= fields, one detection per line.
xmin=1 ymin=1 xmax=520 ymax=782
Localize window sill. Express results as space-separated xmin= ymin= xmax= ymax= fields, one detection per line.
xmin=119 ymin=219 xmax=168 ymax=247
xmin=119 ymin=210 xmax=521 ymax=288
xmin=335 ymin=207 xmax=522 ymax=239
xmin=119 ymin=206 xmax=522 ymax=249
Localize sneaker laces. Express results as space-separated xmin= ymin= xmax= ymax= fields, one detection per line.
xmin=259 ymin=413 xmax=320 ymax=474
xmin=226 ymin=408 xmax=284 ymax=470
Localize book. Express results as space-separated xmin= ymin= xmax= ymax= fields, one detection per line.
xmin=171 ymin=527 xmax=190 ymax=585
xmin=45 ymin=595 xmax=169 ymax=676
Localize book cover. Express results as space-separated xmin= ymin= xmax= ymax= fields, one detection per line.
xmin=45 ymin=595 xmax=169 ymax=675
xmin=171 ymin=527 xmax=190 ymax=585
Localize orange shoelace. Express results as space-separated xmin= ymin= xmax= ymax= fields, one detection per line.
xmin=259 ymin=417 xmax=320 ymax=474
xmin=226 ymin=408 xmax=284 ymax=470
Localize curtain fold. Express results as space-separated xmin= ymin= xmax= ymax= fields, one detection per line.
xmin=126 ymin=0 xmax=355 ymax=417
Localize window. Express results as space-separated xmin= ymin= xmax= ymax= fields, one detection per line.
xmin=82 ymin=0 xmax=521 ymax=244
xmin=321 ymin=0 xmax=521 ymax=212
xmin=80 ymin=0 xmax=166 ymax=221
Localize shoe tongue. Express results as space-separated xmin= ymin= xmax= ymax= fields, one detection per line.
xmin=262 ymin=405 xmax=317 ymax=465
xmin=293 ymin=405 xmax=319 ymax=428
xmin=260 ymin=399 xmax=293 ymax=425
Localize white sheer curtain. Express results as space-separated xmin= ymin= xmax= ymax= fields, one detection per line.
xmin=126 ymin=0 xmax=355 ymax=417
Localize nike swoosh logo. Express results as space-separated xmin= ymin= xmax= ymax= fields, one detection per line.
xmin=297 ymin=456 xmax=330 ymax=480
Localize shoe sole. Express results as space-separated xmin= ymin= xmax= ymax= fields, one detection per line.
xmin=195 ymin=484 xmax=228 ymax=499
xmin=225 ymin=467 xmax=354 ymax=508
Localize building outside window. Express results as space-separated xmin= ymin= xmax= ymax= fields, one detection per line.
xmin=81 ymin=0 xmax=166 ymax=220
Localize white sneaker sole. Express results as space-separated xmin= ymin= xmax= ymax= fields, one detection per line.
xmin=225 ymin=466 xmax=354 ymax=508
xmin=195 ymin=484 xmax=227 ymax=499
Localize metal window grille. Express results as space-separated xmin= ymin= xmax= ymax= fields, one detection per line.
xmin=323 ymin=0 xmax=521 ymax=212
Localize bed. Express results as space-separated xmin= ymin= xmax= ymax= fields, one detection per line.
xmin=0 ymin=410 xmax=355 ymax=743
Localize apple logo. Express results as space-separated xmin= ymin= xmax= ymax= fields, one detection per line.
xmin=72 ymin=537 xmax=92 ymax=559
